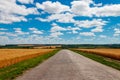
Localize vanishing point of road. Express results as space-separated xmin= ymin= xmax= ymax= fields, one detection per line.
xmin=16 ymin=50 xmax=120 ymax=80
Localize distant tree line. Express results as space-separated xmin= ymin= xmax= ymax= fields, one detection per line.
xmin=0 ymin=44 xmax=120 ymax=49
xmin=0 ymin=45 xmax=33 ymax=49
xmin=61 ymin=44 xmax=120 ymax=49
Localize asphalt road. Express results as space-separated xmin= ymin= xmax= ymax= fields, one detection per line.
xmin=16 ymin=50 xmax=120 ymax=80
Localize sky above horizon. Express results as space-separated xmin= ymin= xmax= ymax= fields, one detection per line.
xmin=0 ymin=0 xmax=120 ymax=44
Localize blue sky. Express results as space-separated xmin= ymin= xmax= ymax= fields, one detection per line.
xmin=0 ymin=0 xmax=120 ymax=44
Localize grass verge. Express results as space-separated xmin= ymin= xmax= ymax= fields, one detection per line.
xmin=72 ymin=50 xmax=120 ymax=70
xmin=0 ymin=50 xmax=59 ymax=80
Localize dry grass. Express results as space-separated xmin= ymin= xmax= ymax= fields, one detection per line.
xmin=76 ymin=49 xmax=120 ymax=60
xmin=0 ymin=49 xmax=55 ymax=68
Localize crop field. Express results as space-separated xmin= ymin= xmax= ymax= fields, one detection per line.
xmin=76 ymin=49 xmax=120 ymax=60
xmin=0 ymin=49 xmax=55 ymax=68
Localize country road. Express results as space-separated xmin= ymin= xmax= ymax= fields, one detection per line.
xmin=16 ymin=50 xmax=120 ymax=80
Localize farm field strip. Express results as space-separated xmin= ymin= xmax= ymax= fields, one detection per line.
xmin=76 ymin=49 xmax=120 ymax=60
xmin=0 ymin=49 xmax=55 ymax=68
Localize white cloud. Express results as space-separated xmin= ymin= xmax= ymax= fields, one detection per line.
xmin=71 ymin=0 xmax=93 ymax=16
xmin=0 ymin=0 xmax=38 ymax=24
xmin=114 ymin=28 xmax=120 ymax=34
xmin=29 ymin=27 xmax=43 ymax=34
xmin=0 ymin=0 xmax=38 ymax=16
xmin=67 ymin=26 xmax=81 ymax=34
xmin=49 ymin=23 xmax=66 ymax=37
xmin=29 ymin=27 xmax=38 ymax=31
xmin=80 ymin=32 xmax=95 ymax=36
xmin=49 ymin=13 xmax=74 ymax=23
xmin=71 ymin=0 xmax=120 ymax=17
xmin=0 ymin=28 xmax=8 ymax=31
xmin=36 ymin=12 xmax=74 ymax=23
xmin=114 ymin=33 xmax=120 ymax=37
xmin=36 ymin=1 xmax=70 ymax=14
xmin=3 ymin=0 xmax=119 ymax=24
xmin=17 ymin=0 xmax=34 ymax=4
xmin=0 ymin=32 xmax=6 ymax=35
xmin=94 ymin=4 xmax=120 ymax=17
xmin=0 ymin=31 xmax=18 ymax=37
xmin=51 ymin=23 xmax=66 ymax=32
xmin=100 ymin=35 xmax=107 ymax=38
xmin=0 ymin=34 xmax=65 ymax=45
xmin=6 ymin=33 xmax=18 ymax=37
xmin=35 ymin=0 xmax=120 ymax=19
xmin=36 ymin=18 xmax=48 ymax=22
xmin=31 ymin=30 xmax=43 ymax=34
xmin=67 ymin=26 xmax=80 ymax=31
xmin=50 ymin=31 xmax=63 ymax=38
xmin=14 ymin=28 xmax=29 ymax=35
xmin=74 ymin=19 xmax=107 ymax=28
xmin=114 ymin=28 xmax=120 ymax=36
xmin=0 ymin=27 xmax=43 ymax=37
xmin=0 ymin=36 xmax=9 ymax=45
xmin=50 ymin=23 xmax=81 ymax=36
xmin=91 ymin=27 xmax=103 ymax=32
xmin=0 ymin=14 xmax=27 ymax=24
xmin=93 ymin=3 xmax=102 ymax=7
xmin=67 ymin=31 xmax=78 ymax=34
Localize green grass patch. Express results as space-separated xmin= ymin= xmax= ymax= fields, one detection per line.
xmin=0 ymin=50 xmax=59 ymax=80
xmin=72 ymin=50 xmax=120 ymax=70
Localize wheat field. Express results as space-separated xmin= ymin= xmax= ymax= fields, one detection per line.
xmin=0 ymin=49 xmax=55 ymax=68
xmin=76 ymin=49 xmax=120 ymax=60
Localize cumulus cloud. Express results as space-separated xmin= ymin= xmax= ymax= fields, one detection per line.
xmin=0 ymin=34 xmax=66 ymax=45
xmin=1 ymin=0 xmax=120 ymax=25
xmin=0 ymin=31 xmax=17 ymax=37
xmin=100 ymin=35 xmax=107 ymax=38
xmin=91 ymin=27 xmax=103 ymax=32
xmin=50 ymin=31 xmax=63 ymax=38
xmin=114 ymin=28 xmax=120 ymax=36
xmin=93 ymin=3 xmax=102 ymax=7
xmin=17 ymin=0 xmax=34 ymax=4
xmin=6 ymin=33 xmax=18 ymax=37
xmin=35 ymin=0 xmax=120 ymax=39
xmin=49 ymin=23 xmax=66 ymax=37
xmin=74 ymin=19 xmax=107 ymax=29
xmin=36 ymin=1 xmax=70 ymax=14
xmin=71 ymin=0 xmax=93 ymax=16
xmin=14 ymin=28 xmax=29 ymax=35
xmin=0 ymin=28 xmax=8 ymax=31
xmin=0 ymin=14 xmax=27 ymax=24
xmin=80 ymin=32 xmax=95 ymax=36
xmin=0 ymin=0 xmax=38 ymax=24
xmin=0 ymin=27 xmax=43 ymax=38
xmin=0 ymin=36 xmax=9 ymax=44
xmin=51 ymin=23 xmax=66 ymax=32
xmin=1 ymin=0 xmax=120 ymax=44
xmin=94 ymin=4 xmax=120 ymax=17
xmin=67 ymin=26 xmax=81 ymax=34
xmin=37 ymin=13 xmax=74 ymax=23
xmin=0 ymin=32 xmax=6 ymax=35
xmin=71 ymin=0 xmax=120 ymax=17
xmin=29 ymin=27 xmax=43 ymax=34
xmin=36 ymin=0 xmax=120 ymax=17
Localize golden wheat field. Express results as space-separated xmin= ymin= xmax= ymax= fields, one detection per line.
xmin=0 ymin=49 xmax=55 ymax=68
xmin=76 ymin=49 xmax=120 ymax=60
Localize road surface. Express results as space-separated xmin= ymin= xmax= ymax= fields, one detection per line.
xmin=16 ymin=50 xmax=120 ymax=80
